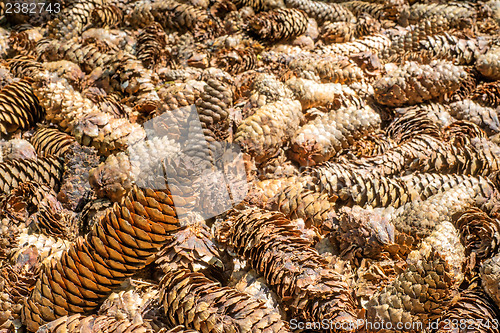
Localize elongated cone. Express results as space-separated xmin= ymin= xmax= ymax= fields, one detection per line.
xmin=285 ymin=0 xmax=356 ymax=24
xmin=367 ymin=221 xmax=465 ymax=328
xmin=477 ymin=47 xmax=500 ymax=80
xmin=481 ymin=253 xmax=500 ymax=309
xmin=234 ymin=99 xmax=303 ymax=164
xmin=453 ymin=207 xmax=500 ymax=262
xmin=0 ymin=156 xmax=64 ymax=195
xmin=30 ymin=127 xmax=77 ymax=158
xmin=48 ymin=0 xmax=105 ymax=39
xmin=290 ymin=105 xmax=381 ymax=166
xmin=317 ymin=34 xmax=391 ymax=57
xmin=0 ymin=80 xmax=44 ymax=136
xmin=36 ymin=313 xmax=153 ymax=333
xmin=374 ymin=60 xmax=467 ymax=107
xmin=22 ymin=186 xmax=182 ymax=331
xmin=248 ymin=8 xmax=308 ymax=41
xmin=159 ymin=269 xmax=290 ymax=333
xmin=408 ymin=2 xmax=476 ymax=29
xmin=137 ymin=23 xmax=167 ymax=69
xmin=91 ymin=4 xmax=124 ymax=28
xmin=216 ymin=207 xmax=358 ymax=331
xmin=434 ymin=287 xmax=500 ymax=333
xmin=57 ymin=145 xmax=99 ymax=211
xmin=449 ymin=100 xmax=500 ymax=135
xmin=388 ymin=181 xmax=496 ymax=257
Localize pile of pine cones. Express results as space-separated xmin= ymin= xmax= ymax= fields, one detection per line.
xmin=0 ymin=0 xmax=500 ymax=332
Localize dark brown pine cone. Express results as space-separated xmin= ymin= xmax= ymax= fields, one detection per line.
xmin=248 ymin=8 xmax=308 ymax=42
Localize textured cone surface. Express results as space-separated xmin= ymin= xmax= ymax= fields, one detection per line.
xmin=476 ymin=47 xmax=500 ymax=80
xmin=159 ymin=269 xmax=290 ymax=333
xmin=290 ymin=105 xmax=381 ymax=166
xmin=408 ymin=2 xmax=476 ymax=29
xmin=481 ymin=253 xmax=500 ymax=309
xmin=453 ymin=207 xmax=500 ymax=263
xmin=374 ymin=60 xmax=467 ymax=106
xmin=285 ymin=0 xmax=356 ymax=24
xmin=234 ymin=99 xmax=303 ymax=164
xmin=36 ymin=313 xmax=153 ymax=333
xmin=248 ymin=8 xmax=308 ymax=41
xmin=216 ymin=207 xmax=358 ymax=330
xmin=2 ymin=181 xmax=77 ymax=240
xmin=449 ymin=100 xmax=500 ymax=135
xmin=49 ymin=0 xmax=105 ymax=39
xmin=0 ymin=80 xmax=44 ymax=136
xmin=57 ymin=145 xmax=99 ymax=211
xmin=288 ymin=56 xmax=365 ymax=85
xmin=434 ymin=287 xmax=500 ymax=333
xmin=0 ymin=156 xmax=64 ymax=195
xmin=367 ymin=221 xmax=465 ymax=327
xmin=471 ymin=81 xmax=500 ymax=108
xmin=30 ymin=127 xmax=77 ymax=158
xmin=137 ymin=22 xmax=167 ymax=69
xmin=91 ymin=4 xmax=124 ymax=28
xmin=22 ymin=186 xmax=182 ymax=331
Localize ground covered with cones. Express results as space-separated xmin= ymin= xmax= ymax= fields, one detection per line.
xmin=0 ymin=0 xmax=500 ymax=332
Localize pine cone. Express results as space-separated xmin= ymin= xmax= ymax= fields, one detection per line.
xmin=408 ymin=2 xmax=476 ymax=29
xmin=449 ymin=100 xmax=500 ymax=135
xmin=91 ymin=4 xmax=124 ymax=28
xmin=36 ymin=313 xmax=153 ymax=333
xmin=0 ymin=156 xmax=63 ymax=195
xmin=29 ymin=127 xmax=76 ymax=158
xmin=286 ymin=77 xmax=362 ymax=110
xmin=290 ymin=105 xmax=381 ymax=166
xmin=154 ymin=219 xmax=230 ymax=282
xmin=476 ymin=47 xmax=500 ymax=80
xmin=471 ymin=81 xmax=500 ymax=108
xmin=317 ymin=34 xmax=391 ymax=57
xmin=248 ymin=8 xmax=308 ymax=42
xmin=48 ymin=0 xmax=105 ymax=39
xmin=57 ymin=145 xmax=99 ymax=211
xmin=394 ymin=102 xmax=455 ymax=128
xmin=1 ymin=181 xmax=77 ymax=240
xmin=0 ymin=80 xmax=44 ymax=136
xmin=137 ymin=23 xmax=168 ymax=69
xmin=216 ymin=207 xmax=358 ymax=330
xmin=82 ymin=87 xmax=129 ymax=119
xmin=481 ymin=253 xmax=500 ymax=309
xmin=367 ymin=221 xmax=465 ymax=328
xmin=320 ymin=14 xmax=381 ymax=43
xmin=195 ymin=72 xmax=234 ymax=141
xmin=385 ymin=110 xmax=442 ymax=144
xmin=22 ymin=186 xmax=182 ymax=331
xmin=159 ymin=269 xmax=290 ymax=333
xmin=285 ymin=0 xmax=356 ymax=25
xmin=248 ymin=73 xmax=293 ymax=108
xmin=374 ymin=60 xmax=468 ymax=106
xmin=234 ymin=99 xmax=303 ymax=164
xmin=433 ymin=287 xmax=500 ymax=333
xmin=453 ymin=207 xmax=500 ymax=263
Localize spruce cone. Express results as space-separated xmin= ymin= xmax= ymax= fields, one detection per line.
xmin=49 ymin=0 xmax=105 ymax=39
xmin=91 ymin=4 xmax=124 ymax=28
xmin=216 ymin=207 xmax=358 ymax=331
xmin=153 ymin=218 xmax=229 ymax=282
xmin=0 ymin=156 xmax=63 ymax=195
xmin=317 ymin=34 xmax=391 ymax=57
xmin=448 ymin=100 xmax=500 ymax=135
xmin=433 ymin=287 xmax=500 ymax=333
xmin=290 ymin=105 xmax=381 ymax=166
xmin=0 ymin=80 xmax=44 ymax=136
xmin=36 ymin=313 xmax=153 ymax=333
xmin=408 ymin=2 xmax=476 ymax=29
xmin=137 ymin=23 xmax=167 ymax=69
xmin=453 ymin=207 xmax=500 ymax=263
xmin=248 ymin=8 xmax=308 ymax=41
xmin=248 ymin=73 xmax=293 ymax=108
xmin=159 ymin=269 xmax=290 ymax=333
xmin=29 ymin=127 xmax=77 ymax=158
xmin=471 ymin=81 xmax=500 ymax=108
xmin=57 ymin=145 xmax=99 ymax=211
xmin=367 ymin=221 xmax=465 ymax=328
xmin=234 ymin=99 xmax=303 ymax=164
xmin=1 ymin=181 xmax=77 ymax=240
xmin=476 ymin=47 xmax=500 ymax=80
xmin=195 ymin=73 xmax=234 ymax=141
xmin=22 ymin=186 xmax=182 ymax=331
xmin=320 ymin=14 xmax=381 ymax=43
xmin=285 ymin=0 xmax=356 ymax=25
xmin=286 ymin=77 xmax=362 ymax=110
xmin=82 ymin=87 xmax=129 ymax=119
xmin=419 ymin=33 xmax=480 ymax=65
xmin=481 ymin=253 xmax=500 ymax=309
xmin=374 ymin=60 xmax=468 ymax=107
